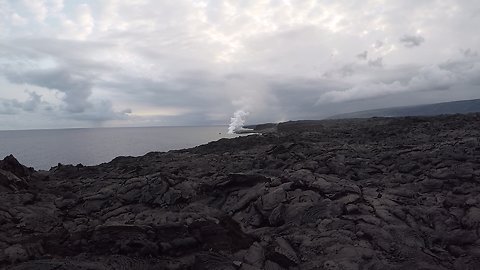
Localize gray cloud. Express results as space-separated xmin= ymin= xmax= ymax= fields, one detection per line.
xmin=368 ymin=57 xmax=383 ymax=68
xmin=373 ymin=40 xmax=384 ymax=49
xmin=322 ymin=65 xmax=355 ymax=79
xmin=2 ymin=64 xmax=132 ymax=122
xmin=462 ymin=48 xmax=478 ymax=58
xmin=6 ymin=68 xmax=92 ymax=113
xmin=318 ymin=56 xmax=480 ymax=104
xmin=67 ymin=100 xmax=131 ymax=122
xmin=0 ymin=91 xmax=43 ymax=115
xmin=0 ymin=39 xmax=131 ymax=123
xmin=399 ymin=34 xmax=426 ymax=48
xmin=0 ymin=99 xmax=22 ymax=115
xmin=357 ymin=51 xmax=368 ymax=60
xmin=21 ymin=91 xmax=42 ymax=112
xmin=0 ymin=1 xmax=479 ymax=129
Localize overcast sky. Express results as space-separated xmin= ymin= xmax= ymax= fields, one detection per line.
xmin=0 ymin=0 xmax=479 ymax=130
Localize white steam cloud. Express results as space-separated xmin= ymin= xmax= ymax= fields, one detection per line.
xmin=228 ymin=110 xmax=249 ymax=134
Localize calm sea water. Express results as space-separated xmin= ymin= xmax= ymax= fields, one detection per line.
xmin=0 ymin=126 xmax=237 ymax=170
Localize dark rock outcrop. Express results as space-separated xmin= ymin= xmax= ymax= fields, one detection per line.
xmin=2 ymin=113 xmax=480 ymax=269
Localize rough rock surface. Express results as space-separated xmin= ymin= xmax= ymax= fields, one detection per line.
xmin=2 ymin=114 xmax=480 ymax=269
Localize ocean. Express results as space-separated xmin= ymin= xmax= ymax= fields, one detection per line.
xmin=0 ymin=126 xmax=238 ymax=170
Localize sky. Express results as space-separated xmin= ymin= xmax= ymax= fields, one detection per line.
xmin=0 ymin=0 xmax=479 ymax=130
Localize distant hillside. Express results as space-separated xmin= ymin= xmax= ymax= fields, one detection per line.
xmin=329 ymin=99 xmax=480 ymax=119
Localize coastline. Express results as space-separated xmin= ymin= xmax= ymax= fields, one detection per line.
xmin=0 ymin=126 xmax=237 ymax=171
xmin=1 ymin=113 xmax=480 ymax=269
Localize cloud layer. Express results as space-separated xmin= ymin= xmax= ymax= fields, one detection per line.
xmin=0 ymin=0 xmax=479 ymax=129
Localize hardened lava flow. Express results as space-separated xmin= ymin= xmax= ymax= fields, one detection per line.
xmin=1 ymin=113 xmax=480 ymax=270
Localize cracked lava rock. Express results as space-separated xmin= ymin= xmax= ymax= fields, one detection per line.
xmin=1 ymin=113 xmax=480 ymax=269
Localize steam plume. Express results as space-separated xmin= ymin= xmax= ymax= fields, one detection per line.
xmin=228 ymin=110 xmax=249 ymax=134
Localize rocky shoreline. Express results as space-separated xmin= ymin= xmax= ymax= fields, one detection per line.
xmin=1 ymin=114 xmax=480 ymax=269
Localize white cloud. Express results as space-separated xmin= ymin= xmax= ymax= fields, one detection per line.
xmin=10 ymin=13 xmax=28 ymax=26
xmin=22 ymin=0 xmax=47 ymax=22
xmin=58 ymin=4 xmax=94 ymax=40
xmin=47 ymin=0 xmax=63 ymax=13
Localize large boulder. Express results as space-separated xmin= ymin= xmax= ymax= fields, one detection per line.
xmin=0 ymin=155 xmax=33 ymax=178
